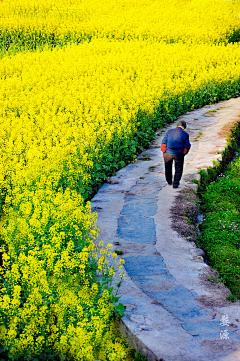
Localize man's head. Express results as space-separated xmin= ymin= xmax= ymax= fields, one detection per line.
xmin=177 ymin=120 xmax=187 ymax=129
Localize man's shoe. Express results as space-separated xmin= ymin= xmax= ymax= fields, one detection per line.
xmin=173 ymin=185 xmax=178 ymax=188
xmin=168 ymin=182 xmax=172 ymax=186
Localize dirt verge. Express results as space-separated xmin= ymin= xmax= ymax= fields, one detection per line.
xmin=170 ymin=187 xmax=199 ymax=242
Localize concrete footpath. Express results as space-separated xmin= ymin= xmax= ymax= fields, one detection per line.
xmin=91 ymin=97 xmax=240 ymax=361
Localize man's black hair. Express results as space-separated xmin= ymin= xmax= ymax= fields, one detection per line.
xmin=177 ymin=120 xmax=187 ymax=129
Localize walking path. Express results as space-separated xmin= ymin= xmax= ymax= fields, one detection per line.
xmin=91 ymin=97 xmax=240 ymax=361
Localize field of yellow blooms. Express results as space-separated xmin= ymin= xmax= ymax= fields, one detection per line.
xmin=0 ymin=0 xmax=240 ymax=360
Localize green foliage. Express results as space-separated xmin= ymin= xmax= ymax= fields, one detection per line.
xmin=197 ymin=155 xmax=240 ymax=300
xmin=198 ymin=121 xmax=240 ymax=198
xmin=129 ymin=350 xmax=147 ymax=361
xmin=115 ymin=250 xmax=124 ymax=255
xmin=0 ymin=28 xmax=92 ymax=57
xmin=114 ymin=303 xmax=126 ymax=318
xmin=139 ymin=156 xmax=151 ymax=161
xmin=228 ymin=29 xmax=240 ymax=44
xmin=208 ymin=275 xmax=222 ymax=283
xmin=226 ymin=294 xmax=238 ymax=302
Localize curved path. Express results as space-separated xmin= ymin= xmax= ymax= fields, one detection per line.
xmin=91 ymin=98 xmax=240 ymax=361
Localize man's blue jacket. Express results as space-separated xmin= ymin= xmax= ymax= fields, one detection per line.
xmin=161 ymin=127 xmax=191 ymax=155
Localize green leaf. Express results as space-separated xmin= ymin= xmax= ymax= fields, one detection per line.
xmin=114 ymin=303 xmax=126 ymax=317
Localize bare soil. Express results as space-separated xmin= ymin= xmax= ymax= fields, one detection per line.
xmin=197 ymin=267 xmax=233 ymax=308
xmin=170 ymin=187 xmax=199 ymax=242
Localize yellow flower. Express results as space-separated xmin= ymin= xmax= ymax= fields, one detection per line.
xmin=0 ymin=0 xmax=240 ymax=359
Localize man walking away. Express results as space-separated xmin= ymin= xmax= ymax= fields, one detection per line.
xmin=161 ymin=120 xmax=191 ymax=188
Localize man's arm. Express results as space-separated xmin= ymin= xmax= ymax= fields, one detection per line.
xmin=183 ymin=134 xmax=191 ymax=155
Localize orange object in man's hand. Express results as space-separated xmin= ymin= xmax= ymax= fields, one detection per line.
xmin=161 ymin=143 xmax=167 ymax=152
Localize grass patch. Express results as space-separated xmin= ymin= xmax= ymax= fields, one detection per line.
xmin=115 ymin=250 xmax=124 ymax=255
xmin=207 ymin=109 xmax=218 ymax=113
xmin=197 ymin=154 xmax=240 ymax=300
xmin=194 ymin=131 xmax=203 ymax=141
xmin=138 ymin=156 xmax=151 ymax=161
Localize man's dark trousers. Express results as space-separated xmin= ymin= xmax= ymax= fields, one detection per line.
xmin=163 ymin=152 xmax=184 ymax=187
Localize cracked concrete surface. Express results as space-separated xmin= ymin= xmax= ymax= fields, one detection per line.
xmin=91 ymin=97 xmax=240 ymax=361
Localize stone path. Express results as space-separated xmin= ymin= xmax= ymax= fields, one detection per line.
xmin=91 ymin=98 xmax=240 ymax=361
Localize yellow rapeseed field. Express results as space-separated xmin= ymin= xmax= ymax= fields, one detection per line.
xmin=0 ymin=0 xmax=240 ymax=360
xmin=0 ymin=0 xmax=240 ymax=49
